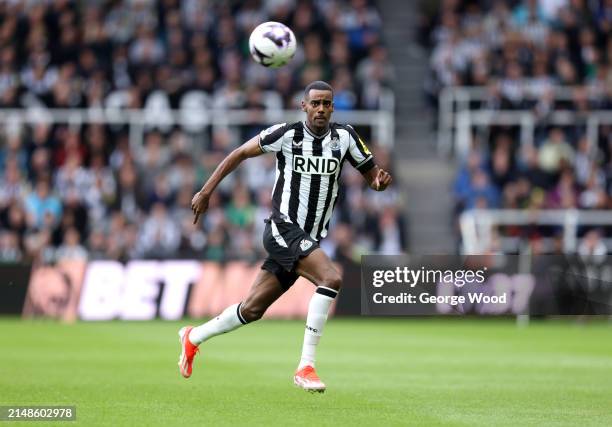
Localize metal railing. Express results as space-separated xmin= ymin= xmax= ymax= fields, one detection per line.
xmin=460 ymin=209 xmax=612 ymax=254
xmin=0 ymin=99 xmax=395 ymax=150
xmin=439 ymin=87 xmax=612 ymax=255
xmin=438 ymin=86 xmax=612 ymax=158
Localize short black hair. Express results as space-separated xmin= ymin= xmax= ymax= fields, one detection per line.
xmin=304 ymin=81 xmax=333 ymax=99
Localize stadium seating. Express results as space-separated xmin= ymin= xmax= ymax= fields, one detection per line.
xmin=0 ymin=0 xmax=403 ymax=263
xmin=419 ymin=0 xmax=612 ymax=253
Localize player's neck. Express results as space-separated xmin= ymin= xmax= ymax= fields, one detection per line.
xmin=304 ymin=121 xmax=329 ymax=137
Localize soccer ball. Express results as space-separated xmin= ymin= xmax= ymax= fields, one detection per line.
xmin=249 ymin=22 xmax=296 ymax=68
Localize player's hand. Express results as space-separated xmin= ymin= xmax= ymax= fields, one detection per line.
xmin=191 ymin=190 xmax=210 ymax=225
xmin=373 ymin=169 xmax=392 ymax=191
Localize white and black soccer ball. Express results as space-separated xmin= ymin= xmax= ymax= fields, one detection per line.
xmin=249 ymin=22 xmax=296 ymax=68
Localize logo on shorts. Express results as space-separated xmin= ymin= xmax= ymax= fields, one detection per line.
xmin=300 ymin=239 xmax=313 ymax=251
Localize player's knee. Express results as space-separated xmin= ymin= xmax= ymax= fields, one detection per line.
xmin=239 ymin=302 xmax=265 ymax=323
xmin=320 ymin=272 xmax=342 ymax=292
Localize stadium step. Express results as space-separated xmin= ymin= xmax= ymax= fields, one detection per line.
xmin=397 ymin=159 xmax=457 ymax=252
xmin=380 ymin=0 xmax=456 ymax=253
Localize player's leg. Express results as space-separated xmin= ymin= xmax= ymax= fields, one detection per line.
xmin=190 ymin=269 xmax=286 ymax=342
xmin=293 ymin=248 xmax=342 ymax=392
xmin=178 ymin=269 xmax=286 ymax=378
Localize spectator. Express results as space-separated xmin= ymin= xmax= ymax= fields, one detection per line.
xmin=0 ymin=231 xmax=22 ymax=262
xmin=87 ymin=228 xmax=107 ymax=260
xmin=55 ymin=227 xmax=88 ymax=261
xmin=1 ymin=203 xmax=27 ymax=241
xmin=577 ymin=228 xmax=607 ymax=260
xmin=138 ymin=202 xmax=180 ymax=258
xmin=545 ymin=168 xmax=578 ymax=208
xmin=453 ymin=148 xmax=484 ymax=211
xmin=24 ymin=178 xmax=62 ymax=229
xmin=538 ymin=128 xmax=575 ymax=174
xmin=0 ymin=158 xmax=29 ymax=208
xmin=374 ymin=207 xmax=407 ymax=254
xmin=0 ymin=0 xmax=396 ymax=263
xmin=578 ymin=168 xmax=607 ymax=209
xmin=225 ymin=184 xmax=255 ymax=229
xmin=518 ymin=144 xmax=555 ymax=190
xmin=465 ymin=169 xmax=501 ymax=209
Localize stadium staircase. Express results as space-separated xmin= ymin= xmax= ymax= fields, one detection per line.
xmin=379 ymin=1 xmax=457 ymax=253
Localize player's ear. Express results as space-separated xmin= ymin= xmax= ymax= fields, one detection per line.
xmin=301 ymin=99 xmax=307 ymax=112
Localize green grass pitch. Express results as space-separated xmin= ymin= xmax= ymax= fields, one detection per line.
xmin=1 ymin=318 xmax=611 ymax=426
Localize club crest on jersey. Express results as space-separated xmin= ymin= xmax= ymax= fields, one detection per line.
xmin=293 ymin=155 xmax=339 ymax=175
xmin=329 ymin=138 xmax=341 ymax=151
xmin=300 ymin=239 xmax=313 ymax=251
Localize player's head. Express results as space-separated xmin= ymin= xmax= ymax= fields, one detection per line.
xmin=302 ymin=81 xmax=334 ymax=132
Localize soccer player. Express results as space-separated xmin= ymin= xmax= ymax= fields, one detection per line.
xmin=179 ymin=81 xmax=392 ymax=392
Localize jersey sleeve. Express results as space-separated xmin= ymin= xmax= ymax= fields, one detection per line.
xmin=345 ymin=125 xmax=375 ymax=173
xmin=258 ymin=123 xmax=287 ymax=153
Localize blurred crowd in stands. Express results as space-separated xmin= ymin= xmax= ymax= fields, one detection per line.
xmin=420 ymin=0 xmax=612 ymax=249
xmin=0 ymin=0 xmax=404 ymax=264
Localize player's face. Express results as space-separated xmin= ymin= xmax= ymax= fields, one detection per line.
xmin=302 ymin=89 xmax=334 ymax=131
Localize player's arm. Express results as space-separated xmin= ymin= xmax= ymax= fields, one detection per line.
xmin=191 ymin=136 xmax=263 ymax=224
xmin=362 ymin=165 xmax=392 ymax=191
xmin=344 ymin=125 xmax=392 ymax=191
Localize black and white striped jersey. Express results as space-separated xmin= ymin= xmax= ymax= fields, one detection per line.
xmin=258 ymin=121 xmax=375 ymax=241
